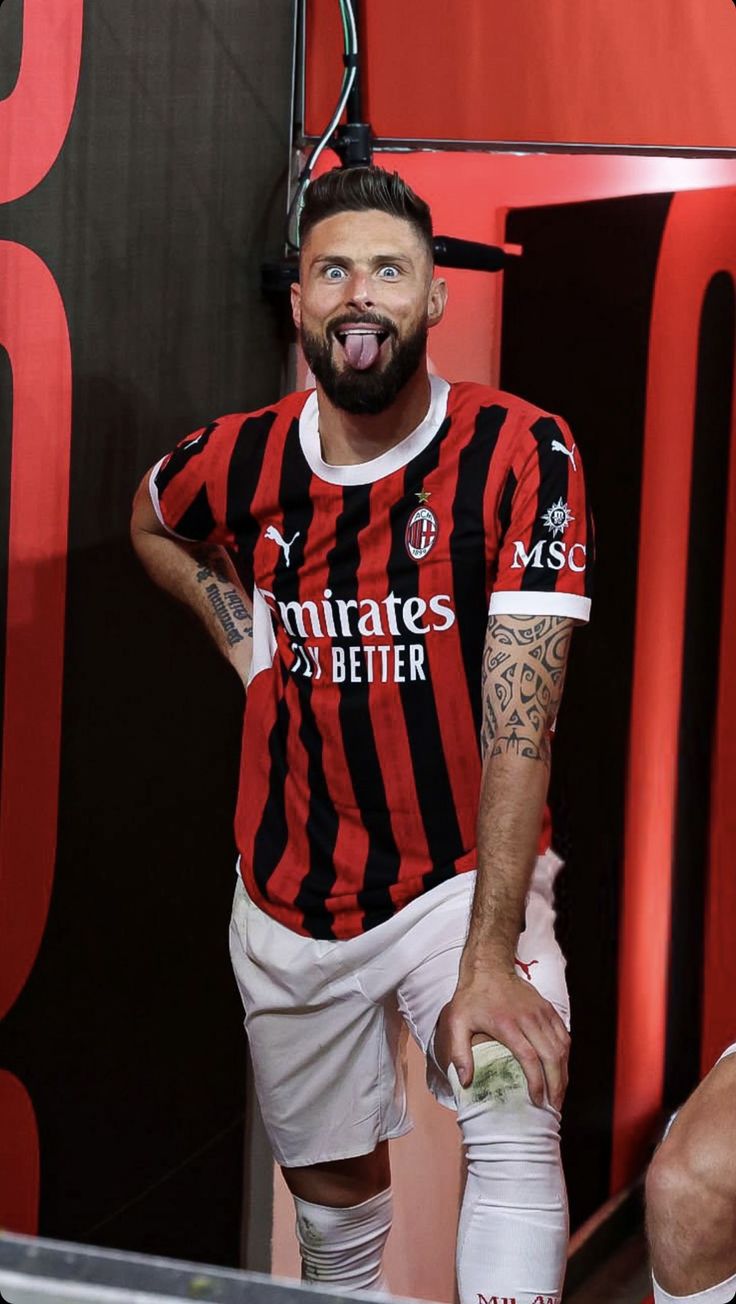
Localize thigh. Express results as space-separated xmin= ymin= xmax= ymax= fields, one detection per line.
xmin=395 ymin=876 xmax=470 ymax=1106
xmin=516 ymin=881 xmax=570 ymax=1029
xmin=229 ymin=879 xmax=411 ymax=1168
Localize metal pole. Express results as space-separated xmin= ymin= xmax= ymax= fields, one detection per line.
xmin=345 ymin=0 xmax=363 ymax=123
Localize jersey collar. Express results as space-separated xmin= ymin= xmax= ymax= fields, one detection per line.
xmin=298 ymin=375 xmax=450 ymax=486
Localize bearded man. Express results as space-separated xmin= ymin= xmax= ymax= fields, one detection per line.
xmin=131 ymin=165 xmax=593 ymax=1304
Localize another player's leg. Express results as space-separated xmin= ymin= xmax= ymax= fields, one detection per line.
xmin=281 ymin=1144 xmax=392 ymax=1291
xmin=398 ymin=859 xmax=570 ymax=1304
xmin=646 ymin=1046 xmax=736 ymax=1304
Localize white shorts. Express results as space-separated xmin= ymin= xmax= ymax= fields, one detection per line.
xmin=228 ymin=852 xmax=570 ymax=1168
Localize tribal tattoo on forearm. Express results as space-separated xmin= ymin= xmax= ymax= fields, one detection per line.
xmin=192 ymin=545 xmax=253 ymax=648
xmin=481 ymin=614 xmax=573 ymax=764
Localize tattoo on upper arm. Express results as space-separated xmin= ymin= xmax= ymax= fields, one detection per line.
xmin=193 ymin=545 xmax=231 ymax=586
xmin=192 ymin=545 xmax=253 ymax=645
xmin=481 ymin=615 xmax=573 ymax=764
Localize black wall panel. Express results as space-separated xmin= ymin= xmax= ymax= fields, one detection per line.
xmin=664 ymin=273 xmax=736 ymax=1111
xmin=501 ymin=193 xmax=672 ymax=1226
xmin=0 ymin=0 xmax=293 ymax=1265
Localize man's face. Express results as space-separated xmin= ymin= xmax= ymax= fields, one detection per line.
xmin=291 ymin=208 xmax=447 ymax=416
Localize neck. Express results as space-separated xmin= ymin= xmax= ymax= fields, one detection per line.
xmin=316 ymin=367 xmax=432 ymax=466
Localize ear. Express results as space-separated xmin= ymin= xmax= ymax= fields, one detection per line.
xmin=427 ymin=275 xmax=448 ymax=329
xmin=290 ymin=280 xmax=302 ymax=330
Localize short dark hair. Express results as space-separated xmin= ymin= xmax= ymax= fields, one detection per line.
xmin=299 ymin=166 xmax=434 ymax=261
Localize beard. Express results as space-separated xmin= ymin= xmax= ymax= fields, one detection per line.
xmin=300 ymin=314 xmax=428 ymax=416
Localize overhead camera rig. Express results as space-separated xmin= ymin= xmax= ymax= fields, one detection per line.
xmin=261 ymin=0 xmax=520 ymax=297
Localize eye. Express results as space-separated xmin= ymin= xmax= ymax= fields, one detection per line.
xmin=324 ymin=265 xmax=347 ymax=281
xmin=378 ymin=265 xmax=400 ymax=279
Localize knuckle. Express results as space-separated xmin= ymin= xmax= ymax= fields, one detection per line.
xmin=517 ymin=1048 xmax=539 ymax=1068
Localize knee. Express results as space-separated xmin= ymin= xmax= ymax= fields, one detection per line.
xmin=646 ymin=1141 xmax=685 ymax=1235
xmin=293 ymin=1187 xmax=393 ymax=1290
xmin=452 ymin=1041 xmax=561 ymax=1130
xmin=453 ymin=1042 xmax=562 ymax=1188
xmin=647 ymin=1128 xmax=735 ymax=1235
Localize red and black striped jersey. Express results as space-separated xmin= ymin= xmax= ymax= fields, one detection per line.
xmin=151 ymin=377 xmax=593 ymax=939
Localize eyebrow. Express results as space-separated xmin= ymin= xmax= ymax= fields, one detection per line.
xmin=310 ymin=253 xmax=415 ymax=270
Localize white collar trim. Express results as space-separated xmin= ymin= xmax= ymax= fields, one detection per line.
xmin=298 ymin=375 xmax=450 ymax=486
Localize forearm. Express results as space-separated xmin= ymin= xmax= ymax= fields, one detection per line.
xmin=438 ymin=613 xmax=573 ymax=1098
xmin=462 ymin=613 xmax=572 ymax=974
xmin=132 ymin=512 xmax=253 ymax=683
xmin=463 ymin=750 xmax=549 ymax=974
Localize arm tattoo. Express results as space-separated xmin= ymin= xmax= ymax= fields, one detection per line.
xmin=192 ymin=544 xmax=232 ymax=586
xmin=192 ymin=545 xmax=253 ymax=646
xmin=481 ymin=614 xmax=573 ymax=764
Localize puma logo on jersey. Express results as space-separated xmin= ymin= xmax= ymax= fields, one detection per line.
xmin=264 ymin=525 xmax=300 ymax=568
xmin=551 ymin=439 xmax=577 ymax=472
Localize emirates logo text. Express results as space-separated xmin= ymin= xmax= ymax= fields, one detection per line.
xmin=261 ymin=587 xmax=456 ymax=684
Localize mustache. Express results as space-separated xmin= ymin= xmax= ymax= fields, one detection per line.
xmin=326 ymin=311 xmax=397 ymax=339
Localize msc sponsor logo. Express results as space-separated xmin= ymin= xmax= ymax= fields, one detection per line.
xmin=541 ymin=497 xmax=574 ymax=537
xmin=510 ymin=540 xmax=587 ymax=572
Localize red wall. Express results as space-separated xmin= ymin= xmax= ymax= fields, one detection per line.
xmin=0 ymin=0 xmax=82 ymax=1232
xmin=306 ymin=0 xmax=736 ymax=149
xmin=310 ymin=149 xmax=736 ymax=1200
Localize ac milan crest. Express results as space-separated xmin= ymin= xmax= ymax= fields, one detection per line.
xmin=405 ymin=505 xmax=439 ymax=560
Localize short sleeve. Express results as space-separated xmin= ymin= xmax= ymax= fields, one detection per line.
xmin=490 ymin=413 xmax=593 ymax=623
xmin=149 ymin=417 xmax=241 ymax=546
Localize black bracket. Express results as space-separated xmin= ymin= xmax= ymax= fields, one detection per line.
xmin=333 ymin=121 xmax=374 ymax=169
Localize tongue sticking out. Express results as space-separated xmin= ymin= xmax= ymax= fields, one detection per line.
xmin=343 ymin=332 xmax=381 ymax=371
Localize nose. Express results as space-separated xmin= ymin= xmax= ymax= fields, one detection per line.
xmin=346 ymin=270 xmax=374 ymax=309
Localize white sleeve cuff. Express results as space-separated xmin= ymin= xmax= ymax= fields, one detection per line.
xmin=148 ymin=458 xmax=199 ymax=542
xmin=489 ymin=590 xmax=591 ymax=624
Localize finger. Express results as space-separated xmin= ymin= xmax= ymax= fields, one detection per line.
xmin=530 ymin=1000 xmax=570 ymax=1091
xmin=526 ymin=992 xmax=569 ymax=1046
xmin=544 ymin=1013 xmax=570 ymax=1105
xmin=449 ymin=1023 xmax=475 ymax=1089
xmin=522 ymin=1018 xmax=568 ymax=1110
xmin=545 ymin=1004 xmax=571 ymax=1050
xmin=560 ymin=1056 xmax=569 ymax=1103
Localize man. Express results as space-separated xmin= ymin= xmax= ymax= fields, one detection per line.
xmin=131 ymin=165 xmax=593 ymax=1303
xmin=646 ymin=1043 xmax=736 ymax=1304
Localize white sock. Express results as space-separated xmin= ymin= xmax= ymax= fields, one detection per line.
xmin=653 ymin=1272 xmax=736 ymax=1304
xmin=293 ymin=1186 xmax=392 ymax=1292
xmin=450 ymin=1041 xmax=568 ymax=1304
